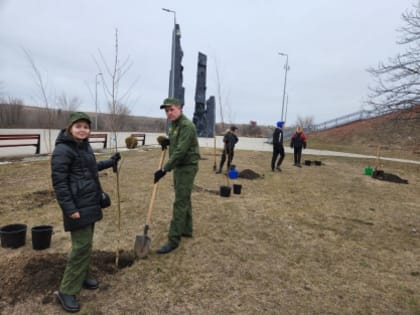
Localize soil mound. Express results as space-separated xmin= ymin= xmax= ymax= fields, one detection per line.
xmin=372 ymin=170 xmax=409 ymax=184
xmin=0 ymin=250 xmax=134 ymax=309
xmin=239 ymin=169 xmax=263 ymax=180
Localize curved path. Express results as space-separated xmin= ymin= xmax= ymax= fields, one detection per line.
xmin=1 ymin=129 xmax=419 ymax=165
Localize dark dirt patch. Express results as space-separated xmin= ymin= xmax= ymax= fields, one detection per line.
xmin=193 ymin=184 xmax=219 ymax=195
xmin=238 ymin=168 xmax=264 ymax=180
xmin=0 ymin=250 xmax=135 ymax=308
xmin=22 ymin=189 xmax=56 ymax=208
xmin=372 ymin=169 xmax=409 ymax=184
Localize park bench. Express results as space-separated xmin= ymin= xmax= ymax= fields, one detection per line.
xmin=88 ymin=133 xmax=108 ymax=149
xmin=130 ymin=133 xmax=146 ymax=146
xmin=0 ymin=134 xmax=41 ymax=154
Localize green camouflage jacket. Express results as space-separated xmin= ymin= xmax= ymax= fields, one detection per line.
xmin=164 ymin=114 xmax=200 ymax=171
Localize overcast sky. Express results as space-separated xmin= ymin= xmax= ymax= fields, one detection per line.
xmin=0 ymin=0 xmax=415 ymax=126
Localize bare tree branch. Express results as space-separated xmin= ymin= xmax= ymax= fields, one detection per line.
xmin=367 ymin=3 xmax=420 ymax=120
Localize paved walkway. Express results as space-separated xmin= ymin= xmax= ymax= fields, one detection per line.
xmin=200 ymin=137 xmax=420 ymax=166
xmin=1 ymin=129 xmax=419 ymax=165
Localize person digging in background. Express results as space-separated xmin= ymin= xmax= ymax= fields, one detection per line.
xmin=271 ymin=120 xmax=285 ymax=172
xmin=51 ymin=112 xmax=120 ymax=313
xmin=154 ymin=98 xmax=200 ymax=254
xmin=290 ymin=126 xmax=307 ymax=167
xmin=216 ymin=125 xmax=239 ymax=174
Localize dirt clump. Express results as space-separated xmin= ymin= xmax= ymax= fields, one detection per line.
xmin=0 ymin=250 xmax=134 ymax=309
xmin=22 ymin=190 xmax=56 ymax=208
xmin=238 ymin=168 xmax=264 ymax=180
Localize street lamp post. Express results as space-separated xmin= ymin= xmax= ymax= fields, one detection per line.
xmin=162 ymin=8 xmax=177 ymax=98
xmin=94 ymin=72 xmax=102 ymax=131
xmin=278 ymin=52 xmax=289 ymax=121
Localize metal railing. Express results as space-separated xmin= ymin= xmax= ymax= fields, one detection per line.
xmin=309 ymin=110 xmax=375 ymax=132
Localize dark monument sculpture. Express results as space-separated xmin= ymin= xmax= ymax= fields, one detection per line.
xmin=168 ymin=23 xmax=185 ymax=106
xmin=205 ymin=96 xmax=216 ymax=137
xmin=192 ymin=52 xmax=215 ymax=137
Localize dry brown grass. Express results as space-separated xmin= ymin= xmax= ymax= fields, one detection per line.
xmin=309 ymin=108 xmax=420 ymax=161
xmin=0 ymin=147 xmax=419 ymax=314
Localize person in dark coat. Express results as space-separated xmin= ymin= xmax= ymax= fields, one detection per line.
xmin=51 ymin=112 xmax=120 ymax=313
xmin=290 ymin=126 xmax=307 ymax=167
xmin=216 ymin=126 xmax=239 ymax=174
xmin=271 ymin=120 xmax=285 ymax=171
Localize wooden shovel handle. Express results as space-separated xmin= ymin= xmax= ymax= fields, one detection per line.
xmin=213 ymin=136 xmax=217 ymax=165
xmin=145 ymin=149 xmax=167 ymax=225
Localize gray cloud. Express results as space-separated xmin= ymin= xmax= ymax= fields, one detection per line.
xmin=0 ymin=0 xmax=413 ymax=126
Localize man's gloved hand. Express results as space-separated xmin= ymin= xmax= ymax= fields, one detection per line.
xmin=157 ymin=135 xmax=170 ymax=151
xmin=154 ymin=169 xmax=167 ymax=183
xmin=303 ymin=143 xmax=307 ymax=149
xmin=111 ymin=152 xmax=121 ymax=162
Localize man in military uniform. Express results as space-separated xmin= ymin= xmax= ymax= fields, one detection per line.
xmin=154 ymin=98 xmax=200 ymax=254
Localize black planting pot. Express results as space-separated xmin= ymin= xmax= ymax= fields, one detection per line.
xmin=314 ymin=160 xmax=322 ymax=166
xmin=0 ymin=224 xmax=27 ymax=249
xmin=220 ymin=185 xmax=231 ymax=197
xmin=304 ymin=160 xmax=312 ymax=166
xmin=31 ymin=225 xmax=53 ymax=250
xmin=233 ymin=184 xmax=242 ymax=194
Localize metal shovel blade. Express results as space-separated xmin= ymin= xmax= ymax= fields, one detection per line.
xmin=135 ymin=234 xmax=151 ymax=259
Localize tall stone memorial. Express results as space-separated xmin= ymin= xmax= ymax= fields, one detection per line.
xmin=168 ymin=23 xmax=185 ymax=106
xmin=193 ymin=52 xmax=215 ymax=137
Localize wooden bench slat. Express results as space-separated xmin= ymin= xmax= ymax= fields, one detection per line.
xmin=130 ymin=133 xmax=146 ymax=146
xmin=0 ymin=134 xmax=41 ymax=154
xmin=88 ymin=133 xmax=107 ymax=149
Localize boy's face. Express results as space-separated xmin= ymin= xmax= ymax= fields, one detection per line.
xmin=70 ymin=120 xmax=91 ymax=140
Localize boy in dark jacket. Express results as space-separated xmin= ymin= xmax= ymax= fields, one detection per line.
xmin=216 ymin=126 xmax=239 ymax=174
xmin=51 ymin=112 xmax=120 ymax=313
xmin=271 ymin=120 xmax=285 ymax=171
xmin=290 ymin=126 xmax=307 ymax=167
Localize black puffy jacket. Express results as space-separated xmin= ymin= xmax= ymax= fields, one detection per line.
xmin=272 ymin=127 xmax=284 ymax=148
xmin=51 ymin=129 xmax=114 ymax=231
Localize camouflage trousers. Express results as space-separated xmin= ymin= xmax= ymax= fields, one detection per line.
xmin=168 ymin=164 xmax=198 ymax=245
xmin=60 ymin=224 xmax=94 ymax=295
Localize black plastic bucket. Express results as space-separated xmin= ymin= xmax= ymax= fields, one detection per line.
xmin=233 ymin=184 xmax=242 ymax=195
xmin=31 ymin=225 xmax=53 ymax=250
xmin=0 ymin=224 xmax=27 ymax=249
xmin=304 ymin=160 xmax=311 ymax=166
xmin=314 ymin=160 xmax=322 ymax=166
xmin=220 ymin=185 xmax=231 ymax=197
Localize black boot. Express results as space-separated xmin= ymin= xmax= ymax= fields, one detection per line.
xmin=156 ymin=242 xmax=178 ymax=254
xmin=55 ymin=291 xmax=80 ymax=313
xmin=83 ymin=278 xmax=99 ymax=290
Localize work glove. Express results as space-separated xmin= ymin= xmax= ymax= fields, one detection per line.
xmin=303 ymin=143 xmax=307 ymax=149
xmin=110 ymin=152 xmax=121 ymax=173
xmin=110 ymin=152 xmax=121 ymax=162
xmin=154 ymin=169 xmax=167 ymax=183
xmin=157 ymin=135 xmax=170 ymax=151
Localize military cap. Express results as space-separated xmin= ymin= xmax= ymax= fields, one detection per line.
xmin=68 ymin=112 xmax=91 ymax=125
xmin=160 ymin=97 xmax=181 ymax=109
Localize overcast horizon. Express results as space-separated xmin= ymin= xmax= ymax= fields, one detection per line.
xmin=0 ymin=0 xmax=415 ymax=126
